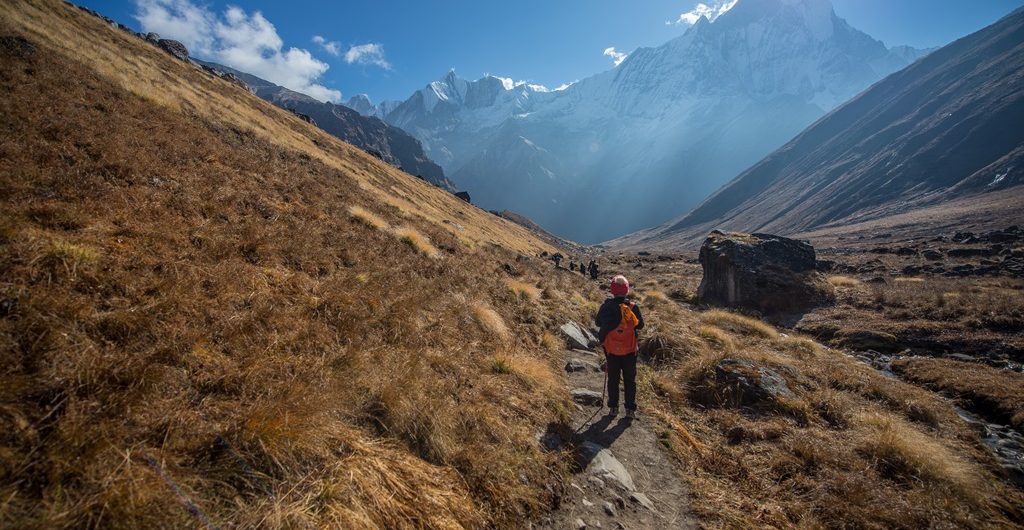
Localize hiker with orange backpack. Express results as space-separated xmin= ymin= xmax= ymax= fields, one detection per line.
xmin=595 ymin=275 xmax=644 ymax=419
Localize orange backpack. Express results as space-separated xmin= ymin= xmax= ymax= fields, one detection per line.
xmin=603 ymin=302 xmax=639 ymax=355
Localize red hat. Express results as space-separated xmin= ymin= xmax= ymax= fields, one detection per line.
xmin=609 ymin=275 xmax=629 ymax=297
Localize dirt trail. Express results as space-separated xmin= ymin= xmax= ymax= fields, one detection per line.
xmin=538 ymin=348 xmax=696 ymax=529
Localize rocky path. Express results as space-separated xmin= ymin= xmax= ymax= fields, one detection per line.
xmin=538 ymin=347 xmax=696 ymax=529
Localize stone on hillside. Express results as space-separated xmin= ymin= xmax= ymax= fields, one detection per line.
xmin=577 ymin=441 xmax=636 ymax=492
xmin=572 ymin=388 xmax=604 ymax=406
xmin=697 ymin=231 xmax=835 ymax=315
xmin=692 ymin=358 xmax=801 ymax=412
xmin=922 ymin=249 xmax=943 ymax=261
xmin=629 ymin=492 xmax=654 ymax=510
xmin=145 ymin=32 xmax=161 ymax=43
xmin=561 ymin=321 xmax=599 ymax=350
xmin=157 ymin=39 xmax=189 ymax=61
xmin=565 ymin=359 xmax=600 ymax=373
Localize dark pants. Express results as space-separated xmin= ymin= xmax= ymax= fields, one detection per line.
xmin=605 ymin=353 xmax=637 ymax=410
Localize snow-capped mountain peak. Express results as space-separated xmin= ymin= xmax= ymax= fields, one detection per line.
xmin=348 ymin=0 xmax=928 ymax=243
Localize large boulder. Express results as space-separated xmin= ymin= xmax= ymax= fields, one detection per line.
xmin=157 ymin=39 xmax=189 ymax=61
xmin=697 ymin=230 xmax=834 ymax=314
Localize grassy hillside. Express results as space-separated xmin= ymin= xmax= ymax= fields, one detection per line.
xmin=603 ymin=256 xmax=1024 ymax=529
xmin=3 ymin=2 xmax=1024 ymax=529
xmin=0 ymin=1 xmax=604 ymax=527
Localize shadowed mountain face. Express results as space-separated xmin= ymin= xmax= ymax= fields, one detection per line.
xmin=198 ymin=61 xmax=454 ymax=191
xmin=351 ymin=0 xmax=925 ymax=243
xmin=614 ymin=6 xmax=1024 ymax=250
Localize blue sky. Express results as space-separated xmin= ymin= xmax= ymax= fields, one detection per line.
xmin=83 ymin=0 xmax=1024 ymax=104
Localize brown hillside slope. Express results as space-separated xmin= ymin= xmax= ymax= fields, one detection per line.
xmin=0 ymin=1 xmax=603 ymax=527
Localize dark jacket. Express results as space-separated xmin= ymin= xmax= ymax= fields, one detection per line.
xmin=595 ymin=296 xmax=644 ymax=344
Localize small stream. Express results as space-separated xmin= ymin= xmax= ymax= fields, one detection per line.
xmin=849 ymin=350 xmax=1024 ymax=487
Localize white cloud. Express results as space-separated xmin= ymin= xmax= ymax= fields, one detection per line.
xmin=672 ymin=0 xmax=738 ymax=25
xmin=603 ymin=47 xmax=628 ymax=66
xmin=134 ymin=0 xmax=342 ymax=102
xmin=344 ymin=43 xmax=392 ymax=70
xmin=312 ymin=35 xmax=340 ymax=56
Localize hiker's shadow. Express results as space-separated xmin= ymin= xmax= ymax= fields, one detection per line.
xmin=574 ymin=414 xmax=633 ymax=470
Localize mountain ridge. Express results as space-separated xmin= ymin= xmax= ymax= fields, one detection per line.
xmin=612 ymin=5 xmax=1024 ymax=250
xmin=351 ymin=0 xmax=927 ymax=243
xmin=198 ymin=60 xmax=456 ymax=191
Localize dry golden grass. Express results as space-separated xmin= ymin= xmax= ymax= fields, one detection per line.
xmin=701 ymin=309 xmax=777 ymax=339
xmin=2 ymin=0 xmax=554 ymax=256
xmin=695 ymin=325 xmax=735 ymax=351
xmin=828 ymin=274 xmax=863 ymax=288
xmin=539 ymin=331 xmax=564 ymax=352
xmin=0 ymin=15 xmax=586 ymax=528
xmin=857 ymin=412 xmax=977 ymax=490
xmin=893 ymin=357 xmax=1024 ymax=428
xmin=504 ymin=279 xmax=542 ymax=302
xmin=616 ymin=258 xmax=1024 ymax=529
xmin=471 ymin=302 xmax=510 ymax=341
xmin=393 ymin=226 xmax=440 ymax=258
xmin=349 ymin=204 xmax=389 ymax=230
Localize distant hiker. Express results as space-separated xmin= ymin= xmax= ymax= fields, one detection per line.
xmin=552 ymin=254 xmax=562 ymax=268
xmin=595 ymin=275 xmax=644 ymax=419
xmin=589 ymin=261 xmax=599 ymax=280
xmin=570 ymin=262 xmax=576 ymax=272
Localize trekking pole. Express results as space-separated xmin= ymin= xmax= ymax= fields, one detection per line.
xmin=577 ymin=361 xmax=608 ymax=431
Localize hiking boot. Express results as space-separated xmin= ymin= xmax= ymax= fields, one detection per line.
xmin=607 ymin=407 xmax=619 ymax=417
xmin=625 ymin=409 xmax=637 ymax=419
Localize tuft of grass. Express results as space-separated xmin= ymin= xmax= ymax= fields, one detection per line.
xmin=696 ymin=325 xmax=735 ymax=351
xmin=642 ymin=289 xmax=670 ymax=306
xmin=504 ymin=279 xmax=542 ymax=302
xmin=828 ymin=275 xmax=863 ymax=288
xmin=491 ymin=356 xmax=513 ymax=374
xmin=494 ymin=354 xmax=559 ymax=391
xmin=348 ymin=205 xmax=389 ymax=230
xmin=40 ymin=239 xmax=99 ymax=277
xmin=782 ymin=335 xmax=824 ymax=359
xmin=540 ymin=331 xmax=563 ymax=351
xmin=471 ymin=302 xmax=509 ymax=340
xmin=702 ymin=310 xmax=776 ymax=339
xmin=857 ymin=412 xmax=977 ymax=490
xmin=393 ymin=226 xmax=439 ymax=258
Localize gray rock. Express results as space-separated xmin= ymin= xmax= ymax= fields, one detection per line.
xmin=693 ymin=358 xmax=804 ymax=413
xmin=922 ymin=249 xmax=943 ymax=260
xmin=145 ymin=32 xmax=161 ymax=43
xmin=578 ymin=441 xmax=636 ymax=491
xmin=629 ymin=492 xmax=654 ymax=510
xmin=574 ymin=518 xmax=587 ymax=530
xmin=603 ymin=502 xmax=617 ymax=517
xmin=572 ymin=388 xmax=604 ymax=407
xmin=566 ymin=359 xmax=600 ymax=373
xmin=157 ymin=39 xmax=189 ymax=61
xmin=697 ymin=231 xmax=835 ymax=314
xmin=561 ymin=321 xmax=599 ymax=350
